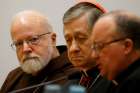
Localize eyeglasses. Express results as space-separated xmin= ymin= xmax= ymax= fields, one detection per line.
xmin=92 ymin=37 xmax=126 ymax=55
xmin=11 ymin=32 xmax=51 ymax=50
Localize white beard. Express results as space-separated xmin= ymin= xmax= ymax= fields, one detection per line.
xmin=20 ymin=46 xmax=54 ymax=75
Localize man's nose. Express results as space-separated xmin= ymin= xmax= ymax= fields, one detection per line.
xmin=22 ymin=41 xmax=32 ymax=53
xmin=69 ymin=40 xmax=80 ymax=52
xmin=91 ymin=48 xmax=99 ymax=59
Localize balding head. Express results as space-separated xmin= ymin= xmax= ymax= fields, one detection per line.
xmin=98 ymin=10 xmax=140 ymax=49
xmin=11 ymin=10 xmax=53 ymax=39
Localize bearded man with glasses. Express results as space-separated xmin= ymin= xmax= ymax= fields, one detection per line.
xmin=91 ymin=10 xmax=140 ymax=93
xmin=0 ymin=10 xmax=76 ymax=93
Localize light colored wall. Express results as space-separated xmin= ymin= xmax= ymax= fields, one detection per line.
xmin=98 ymin=0 xmax=140 ymax=15
xmin=0 ymin=0 xmax=140 ymax=88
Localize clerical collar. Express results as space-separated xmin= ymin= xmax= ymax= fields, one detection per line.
xmin=112 ymin=80 xmax=119 ymax=86
xmin=81 ymin=67 xmax=99 ymax=78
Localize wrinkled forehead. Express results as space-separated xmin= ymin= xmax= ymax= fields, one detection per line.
xmin=11 ymin=24 xmax=50 ymax=43
xmin=64 ymin=16 xmax=90 ymax=38
xmin=11 ymin=11 xmax=50 ymax=32
xmin=64 ymin=27 xmax=90 ymax=37
xmin=12 ymin=15 xmax=47 ymax=30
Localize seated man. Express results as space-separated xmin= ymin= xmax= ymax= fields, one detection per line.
xmin=91 ymin=10 xmax=140 ymax=93
xmin=0 ymin=10 xmax=75 ymax=93
xmin=63 ymin=2 xmax=110 ymax=93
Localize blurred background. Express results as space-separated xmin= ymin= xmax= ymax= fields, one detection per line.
xmin=0 ymin=0 xmax=140 ymax=87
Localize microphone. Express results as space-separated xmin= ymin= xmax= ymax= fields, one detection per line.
xmin=8 ymin=71 xmax=82 ymax=93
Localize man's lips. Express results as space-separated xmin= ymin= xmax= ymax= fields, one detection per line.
xmin=71 ymin=56 xmax=83 ymax=61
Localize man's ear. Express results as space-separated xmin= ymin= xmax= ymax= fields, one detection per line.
xmin=124 ymin=38 xmax=134 ymax=54
xmin=50 ymin=32 xmax=56 ymax=46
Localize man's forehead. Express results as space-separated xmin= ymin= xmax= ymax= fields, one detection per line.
xmin=92 ymin=18 xmax=116 ymax=41
xmin=64 ymin=28 xmax=90 ymax=37
xmin=96 ymin=16 xmax=114 ymax=28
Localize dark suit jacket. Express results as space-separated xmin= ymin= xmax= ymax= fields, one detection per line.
xmin=0 ymin=45 xmax=77 ymax=93
xmin=97 ymin=58 xmax=140 ymax=93
xmin=111 ymin=58 xmax=140 ymax=93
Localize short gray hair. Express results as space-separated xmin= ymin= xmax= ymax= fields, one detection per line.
xmin=63 ymin=2 xmax=105 ymax=32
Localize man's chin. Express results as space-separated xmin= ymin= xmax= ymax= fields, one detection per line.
xmin=21 ymin=66 xmax=42 ymax=75
xmin=20 ymin=59 xmax=44 ymax=75
xmin=73 ymin=64 xmax=86 ymax=71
